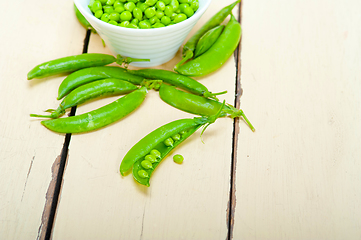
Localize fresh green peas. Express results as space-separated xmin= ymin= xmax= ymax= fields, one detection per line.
xmin=101 ymin=13 xmax=110 ymax=22
xmin=108 ymin=20 xmax=118 ymax=25
xmin=144 ymin=7 xmax=156 ymax=18
xmin=145 ymin=154 xmax=157 ymax=163
xmin=114 ymin=6 xmax=125 ymax=13
xmin=156 ymin=1 xmax=166 ymax=11
xmin=164 ymin=6 xmax=173 ymax=17
xmin=124 ymin=2 xmax=136 ymax=11
xmin=144 ymin=0 xmax=157 ymax=6
xmin=172 ymin=133 xmax=181 ymax=141
xmin=138 ymin=3 xmax=149 ymax=12
xmin=120 ymin=10 xmax=132 ymax=21
xmin=133 ymin=7 xmax=143 ymax=20
xmin=91 ymin=1 xmax=102 ymax=12
xmin=113 ymin=1 xmax=124 ymax=8
xmin=141 ymin=160 xmax=153 ymax=169
xmin=99 ymin=0 xmax=107 ymax=4
xmin=164 ymin=137 xmax=174 ymax=147
xmin=179 ymin=3 xmax=189 ymax=12
xmin=173 ymin=154 xmax=184 ymax=164
xmin=109 ymin=12 xmax=120 ymax=21
xmin=163 ymin=0 xmax=171 ymax=4
xmin=128 ymin=23 xmax=139 ymax=28
xmin=131 ymin=18 xmax=139 ymax=25
xmin=170 ymin=0 xmax=179 ymax=11
xmin=139 ymin=20 xmax=151 ymax=28
xmin=149 ymin=16 xmax=159 ymax=25
xmin=94 ymin=9 xmax=104 ymax=18
xmin=106 ymin=0 xmax=116 ymax=5
xmin=152 ymin=22 xmax=165 ymax=28
xmin=150 ymin=149 xmax=161 ymax=159
xmin=183 ymin=6 xmax=194 ymax=17
xmin=179 ymin=0 xmax=189 ymax=3
xmin=137 ymin=170 xmax=149 ymax=178
xmin=155 ymin=10 xmax=164 ymax=19
xmin=173 ymin=13 xmax=187 ymax=23
xmin=119 ymin=20 xmax=130 ymax=27
xmin=103 ymin=5 xmax=115 ymax=13
xmin=161 ymin=16 xmax=171 ymax=25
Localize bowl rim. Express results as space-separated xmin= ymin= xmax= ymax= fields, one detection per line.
xmin=74 ymin=0 xmax=212 ymax=35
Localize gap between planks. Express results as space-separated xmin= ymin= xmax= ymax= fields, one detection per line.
xmin=37 ymin=30 xmax=91 ymax=240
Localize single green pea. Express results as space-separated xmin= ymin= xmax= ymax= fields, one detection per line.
xmin=131 ymin=18 xmax=139 ymax=25
xmin=175 ymin=9 xmax=181 ymax=14
xmin=183 ymin=6 xmax=194 ymax=17
xmin=164 ymin=6 xmax=173 ymax=17
xmin=144 ymin=7 xmax=156 ymax=18
xmin=95 ymin=9 xmax=104 ymax=18
xmin=173 ymin=13 xmax=187 ymax=23
xmin=119 ymin=20 xmax=130 ymax=27
xmin=173 ymin=154 xmax=184 ymax=164
xmin=152 ymin=22 xmax=165 ymax=28
xmin=155 ymin=10 xmax=164 ymax=19
xmin=108 ymin=20 xmax=118 ymax=25
xmin=109 ymin=12 xmax=120 ymax=22
xmin=163 ymin=0 xmax=171 ymax=4
xmin=113 ymin=1 xmax=124 ymax=8
xmin=150 ymin=149 xmax=161 ymax=159
xmin=170 ymin=12 xmax=177 ymax=20
xmin=156 ymin=1 xmax=166 ymax=11
xmin=114 ymin=6 xmax=125 ymax=13
xmin=179 ymin=3 xmax=189 ymax=12
xmin=164 ymin=137 xmax=174 ymax=147
xmin=124 ymin=2 xmax=136 ymax=11
xmin=103 ymin=5 xmax=115 ymax=13
xmin=170 ymin=0 xmax=179 ymax=11
xmin=149 ymin=16 xmax=159 ymax=25
xmin=128 ymin=23 xmax=139 ymax=28
xmin=145 ymin=154 xmax=157 ymax=163
xmin=101 ymin=13 xmax=110 ymax=22
xmin=190 ymin=0 xmax=199 ymax=11
xmin=141 ymin=160 xmax=153 ymax=169
xmin=179 ymin=130 xmax=187 ymax=135
xmin=91 ymin=1 xmax=102 ymax=13
xmin=138 ymin=170 xmax=149 ymax=178
xmin=160 ymin=15 xmax=171 ymax=25
xmin=145 ymin=0 xmax=157 ymax=6
xmin=120 ymin=10 xmax=132 ymax=21
xmin=139 ymin=20 xmax=151 ymax=28
xmin=133 ymin=7 xmax=143 ymax=21
xmin=172 ymin=133 xmax=181 ymax=141
xmin=106 ymin=0 xmax=116 ymax=5
xmin=139 ymin=3 xmax=149 ymax=12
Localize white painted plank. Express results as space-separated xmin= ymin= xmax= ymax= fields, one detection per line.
xmin=235 ymin=0 xmax=361 ymax=239
xmin=52 ymin=1 xmax=241 ymax=239
xmin=0 ymin=1 xmax=86 ymax=239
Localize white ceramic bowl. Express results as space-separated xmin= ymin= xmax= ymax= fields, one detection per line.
xmin=74 ymin=0 xmax=212 ymax=67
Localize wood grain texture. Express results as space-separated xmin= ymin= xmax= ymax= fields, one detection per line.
xmin=51 ymin=1 xmax=240 ymax=239
xmin=234 ymin=0 xmax=361 ymax=239
xmin=0 ymin=1 xmax=86 ymax=239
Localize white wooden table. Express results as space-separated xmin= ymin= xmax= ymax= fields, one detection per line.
xmin=1 ymin=0 xmax=361 ymax=239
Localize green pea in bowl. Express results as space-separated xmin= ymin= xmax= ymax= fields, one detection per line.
xmin=74 ymin=0 xmax=212 ymax=67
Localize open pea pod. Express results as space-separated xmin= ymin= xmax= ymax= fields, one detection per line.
xmin=120 ymin=101 xmax=226 ymax=187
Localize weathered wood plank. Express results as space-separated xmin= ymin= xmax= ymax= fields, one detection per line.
xmin=234 ymin=0 xmax=361 ymax=239
xmin=0 ymin=1 xmax=86 ymax=239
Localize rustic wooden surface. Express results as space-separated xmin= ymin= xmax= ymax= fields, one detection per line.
xmin=1 ymin=0 xmax=361 ymax=239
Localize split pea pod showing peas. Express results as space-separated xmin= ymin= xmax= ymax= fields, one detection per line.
xmin=175 ymin=14 xmax=241 ymax=77
xmin=31 ymin=78 xmax=138 ymax=119
xmin=175 ymin=0 xmax=240 ymax=68
xmin=120 ymin=107 xmax=224 ymax=186
xmin=41 ymin=87 xmax=147 ymax=134
xmin=159 ymin=84 xmax=255 ymax=132
xmin=127 ymin=68 xmax=225 ymax=100
xmin=57 ymin=66 xmax=145 ymax=99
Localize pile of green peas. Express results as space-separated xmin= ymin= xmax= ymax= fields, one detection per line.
xmin=88 ymin=0 xmax=199 ymax=29
xmin=137 ymin=130 xmax=186 ymax=178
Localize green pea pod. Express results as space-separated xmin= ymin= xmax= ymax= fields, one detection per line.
xmin=74 ymin=4 xmax=96 ymax=33
xmin=27 ymin=54 xmax=149 ymax=80
xmin=30 ymin=78 xmax=138 ymax=119
xmin=120 ymin=103 xmax=225 ymax=186
xmin=175 ymin=14 xmax=241 ymax=77
xmin=27 ymin=53 xmax=116 ymax=80
xmin=194 ymin=25 xmax=224 ymax=57
xmin=174 ymin=0 xmax=240 ymax=69
xmin=57 ymin=66 xmax=145 ymax=99
xmin=41 ymin=87 xmax=147 ymax=133
xmin=127 ymin=68 xmax=226 ymax=100
xmin=159 ymin=84 xmax=255 ymax=131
